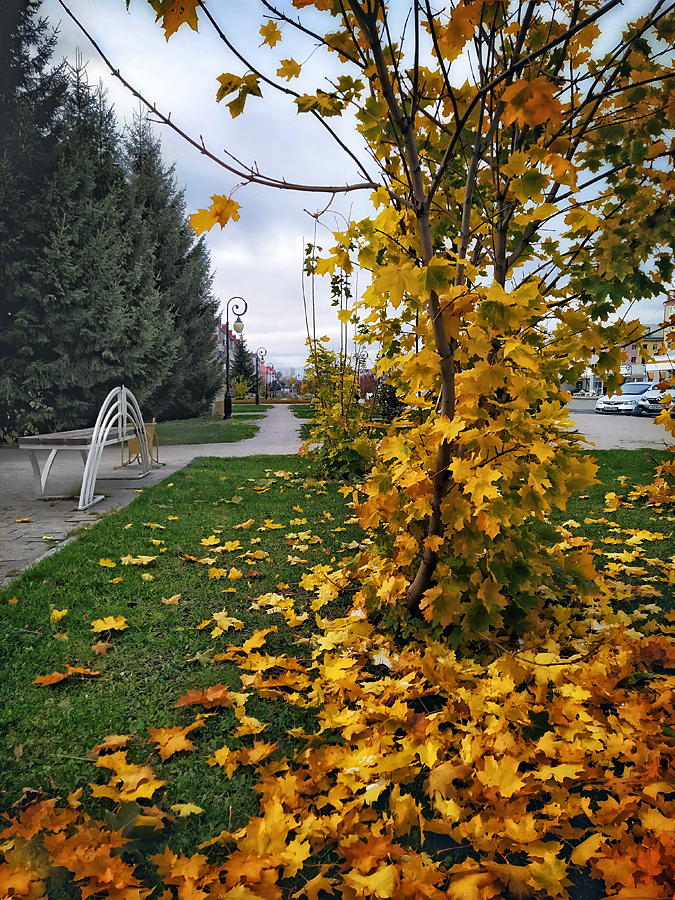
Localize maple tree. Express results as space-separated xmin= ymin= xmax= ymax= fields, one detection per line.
xmin=84 ymin=0 xmax=675 ymax=632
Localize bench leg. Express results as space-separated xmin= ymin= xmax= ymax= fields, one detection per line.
xmin=26 ymin=449 xmax=60 ymax=500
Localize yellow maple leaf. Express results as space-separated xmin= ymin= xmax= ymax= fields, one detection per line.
xmin=477 ymin=755 xmax=524 ymax=798
xmin=191 ymin=195 xmax=241 ymax=235
xmin=170 ymin=803 xmax=204 ymax=817
xmin=99 ymin=558 xmax=116 ymax=568
xmin=233 ymin=518 xmax=255 ymax=530
xmin=260 ymin=20 xmax=282 ymax=47
xmin=50 ymin=608 xmax=67 ymax=623
xmin=162 ymin=594 xmax=181 ymax=605
xmin=91 ymin=616 xmax=128 ymax=633
xmin=221 ymin=540 xmax=243 ymax=552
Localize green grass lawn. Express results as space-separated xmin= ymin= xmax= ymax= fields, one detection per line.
xmin=290 ymin=403 xmax=314 ymax=419
xmin=155 ymin=415 xmax=266 ymax=445
xmin=539 ymin=449 xmax=675 ymax=612
xmin=2 ymin=447 xmax=675 ymax=895
xmin=0 ymin=456 xmax=362 ymax=854
xmin=231 ymin=403 xmax=273 ymax=413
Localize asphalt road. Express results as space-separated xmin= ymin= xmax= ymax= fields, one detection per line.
xmin=566 ymin=398 xmax=674 ymax=450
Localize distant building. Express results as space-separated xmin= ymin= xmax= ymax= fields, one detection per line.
xmin=213 ymin=318 xmax=241 ymax=382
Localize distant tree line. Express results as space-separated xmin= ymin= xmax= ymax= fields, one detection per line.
xmin=0 ymin=1 xmax=222 ymax=440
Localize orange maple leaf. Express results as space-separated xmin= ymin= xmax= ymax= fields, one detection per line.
xmin=175 ymin=683 xmax=247 ymax=709
xmin=33 ymin=665 xmax=101 ymax=686
xmin=148 ymin=720 xmax=205 ymax=761
xmin=150 ymin=0 xmax=200 ymax=40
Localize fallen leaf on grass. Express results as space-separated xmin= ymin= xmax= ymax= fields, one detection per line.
xmin=50 ymin=608 xmax=67 ymax=623
xmin=53 ymin=633 xmax=68 ymax=641
xmin=109 ymin=576 xmax=123 ymax=584
xmin=8 ymin=597 xmax=18 ymax=605
xmin=242 ymin=627 xmax=278 ymax=653
xmin=141 ymin=573 xmax=154 ymax=581
xmin=143 ymin=522 xmax=166 ymax=530
xmin=121 ymin=554 xmax=157 ymax=566
xmin=162 ymin=594 xmax=181 ymax=605
xmin=148 ymin=720 xmax=205 ymax=760
xmin=233 ymin=518 xmax=255 ymax=530
xmin=187 ymin=648 xmax=214 ymax=666
xmin=175 ymin=683 xmax=248 ymax=709
xmin=212 ymin=611 xmax=244 ymax=636
xmin=170 ymin=803 xmax=203 ymax=817
xmin=168 ymin=515 xmax=179 ymax=520
xmin=92 ymin=640 xmax=112 ymax=655
xmin=33 ymin=665 xmax=101 ymax=686
xmin=99 ymin=558 xmax=116 ymax=568
xmin=238 ymin=740 xmax=278 ymax=766
xmin=233 ymin=716 xmax=269 ymax=737
xmin=91 ymin=616 xmax=127 ymax=633
xmin=88 ymin=734 xmax=132 ymax=757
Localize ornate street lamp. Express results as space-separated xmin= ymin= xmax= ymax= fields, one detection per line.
xmin=255 ymin=347 xmax=267 ymax=406
xmin=223 ymin=296 xmax=247 ymax=419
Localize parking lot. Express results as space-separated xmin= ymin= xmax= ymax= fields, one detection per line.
xmin=566 ymin=398 xmax=675 ymax=450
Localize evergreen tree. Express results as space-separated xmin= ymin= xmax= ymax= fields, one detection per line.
xmin=0 ymin=0 xmax=67 ymax=438
xmin=231 ymin=335 xmax=256 ymax=390
xmin=15 ymin=62 xmax=177 ymax=431
xmin=122 ymin=114 xmax=221 ymax=420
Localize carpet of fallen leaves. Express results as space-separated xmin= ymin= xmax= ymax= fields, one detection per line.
xmin=3 ymin=480 xmax=675 ymax=898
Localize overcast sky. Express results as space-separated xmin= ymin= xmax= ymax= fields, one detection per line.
xmin=40 ymin=0 xmax=376 ymax=374
xmin=39 ymin=0 xmax=671 ymax=374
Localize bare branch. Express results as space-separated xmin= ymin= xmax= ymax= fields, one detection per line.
xmin=56 ymin=0 xmax=377 ymax=196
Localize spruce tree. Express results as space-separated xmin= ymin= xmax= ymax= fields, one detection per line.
xmin=123 ymin=114 xmax=221 ymax=420
xmin=231 ymin=335 xmax=256 ymax=390
xmin=0 ymin=0 xmax=67 ymax=438
xmin=20 ymin=63 xmax=177 ymax=430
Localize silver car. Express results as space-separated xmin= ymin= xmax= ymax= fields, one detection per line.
xmin=633 ymin=385 xmax=674 ymax=416
xmin=594 ymin=382 xmax=652 ymax=414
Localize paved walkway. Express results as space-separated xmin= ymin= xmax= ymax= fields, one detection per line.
xmin=0 ymin=405 xmax=307 ymax=588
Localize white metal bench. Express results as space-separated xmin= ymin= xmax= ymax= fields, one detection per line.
xmin=18 ymin=386 xmax=151 ymax=510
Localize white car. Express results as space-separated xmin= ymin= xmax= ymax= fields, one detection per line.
xmin=594 ymin=382 xmax=651 ymax=414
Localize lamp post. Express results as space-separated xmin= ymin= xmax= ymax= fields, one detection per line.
xmin=223 ymin=296 xmax=247 ymax=419
xmin=255 ymin=347 xmax=267 ymax=406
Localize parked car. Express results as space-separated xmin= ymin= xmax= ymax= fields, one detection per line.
xmin=594 ymin=382 xmax=652 ymax=414
xmin=633 ymin=385 xmax=674 ymax=416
